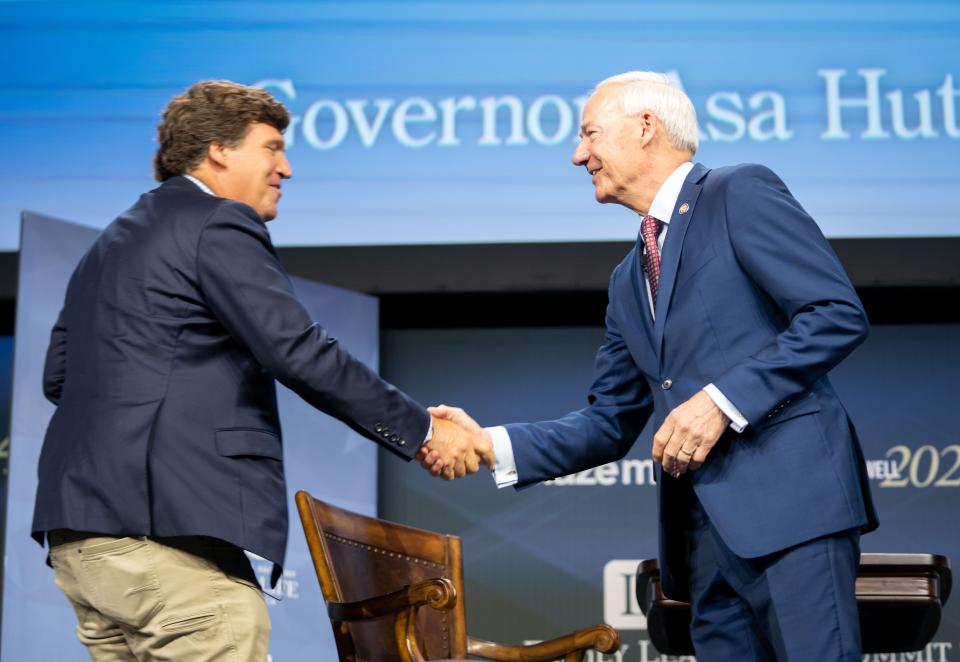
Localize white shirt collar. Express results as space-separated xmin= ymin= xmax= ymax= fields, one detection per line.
xmin=645 ymin=161 xmax=694 ymax=226
xmin=183 ymin=174 xmax=215 ymax=196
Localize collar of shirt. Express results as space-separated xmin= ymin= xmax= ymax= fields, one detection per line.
xmin=644 ymin=161 xmax=694 ymax=240
xmin=183 ymin=174 xmax=215 ymax=196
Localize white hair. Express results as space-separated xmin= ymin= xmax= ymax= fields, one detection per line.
xmin=595 ymin=71 xmax=699 ymax=154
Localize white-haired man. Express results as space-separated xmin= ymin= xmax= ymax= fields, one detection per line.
xmin=427 ymin=71 xmax=877 ymax=660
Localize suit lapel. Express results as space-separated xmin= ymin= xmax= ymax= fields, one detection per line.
xmin=623 ymin=244 xmax=658 ymax=357
xmin=653 ymin=163 xmax=708 ymax=354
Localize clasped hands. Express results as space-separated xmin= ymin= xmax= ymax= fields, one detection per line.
xmin=418 ymin=390 xmax=727 ymax=481
xmin=419 ymin=405 xmax=495 ymax=480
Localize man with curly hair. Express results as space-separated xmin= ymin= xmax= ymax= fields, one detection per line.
xmin=33 ymin=80 xmax=491 ymax=661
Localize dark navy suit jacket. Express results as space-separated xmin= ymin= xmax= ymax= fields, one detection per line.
xmin=506 ymin=163 xmax=878 ymax=600
xmin=32 ymin=176 xmax=429 ymax=573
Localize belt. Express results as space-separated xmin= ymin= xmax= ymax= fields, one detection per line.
xmin=47 ymin=529 xmax=105 ymax=546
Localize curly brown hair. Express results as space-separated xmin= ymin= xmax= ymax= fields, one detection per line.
xmin=153 ymin=80 xmax=290 ymax=181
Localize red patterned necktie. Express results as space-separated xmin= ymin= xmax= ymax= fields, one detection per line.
xmin=641 ymin=214 xmax=663 ymax=310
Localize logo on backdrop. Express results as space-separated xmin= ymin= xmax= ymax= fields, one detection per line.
xmin=250 ymin=557 xmax=301 ymax=605
xmin=255 ymin=69 xmax=960 ymax=150
xmin=869 ymin=444 xmax=960 ymax=489
xmin=603 ymin=560 xmax=646 ymax=631
xmin=543 ymin=444 xmax=960 ymax=490
xmin=544 ymin=459 xmax=656 ymax=487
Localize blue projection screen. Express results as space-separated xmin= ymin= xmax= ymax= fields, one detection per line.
xmin=0 ymin=1 xmax=958 ymax=251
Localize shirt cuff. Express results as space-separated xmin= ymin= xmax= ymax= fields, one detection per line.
xmin=703 ymin=384 xmax=748 ymax=433
xmin=422 ymin=416 xmax=433 ymax=445
xmin=487 ymin=426 xmax=518 ymax=488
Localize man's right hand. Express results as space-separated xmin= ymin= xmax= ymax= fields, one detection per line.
xmin=419 ymin=405 xmax=495 ymax=480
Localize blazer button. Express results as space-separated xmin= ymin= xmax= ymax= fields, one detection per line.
xmin=374 ymin=423 xmax=384 ymax=433
xmin=660 ymin=379 xmax=673 ymax=390
xmin=390 ymin=434 xmax=400 ymax=443
xmin=398 ymin=439 xmax=406 ymax=446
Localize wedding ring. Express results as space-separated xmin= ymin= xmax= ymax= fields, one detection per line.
xmin=678 ymin=448 xmax=693 ymax=458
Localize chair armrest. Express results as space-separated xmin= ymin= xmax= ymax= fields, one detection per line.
xmin=467 ymin=624 xmax=620 ymax=662
xmin=327 ymin=577 xmax=457 ymax=622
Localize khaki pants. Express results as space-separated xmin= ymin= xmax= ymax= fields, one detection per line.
xmin=49 ymin=533 xmax=270 ymax=662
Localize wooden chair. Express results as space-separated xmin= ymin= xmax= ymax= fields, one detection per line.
xmin=635 ymin=554 xmax=952 ymax=655
xmin=296 ymin=490 xmax=620 ymax=662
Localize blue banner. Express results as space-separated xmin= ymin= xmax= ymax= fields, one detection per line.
xmin=0 ymin=1 xmax=957 ymax=251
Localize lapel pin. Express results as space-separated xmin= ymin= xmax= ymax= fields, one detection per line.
xmin=678 ymin=202 xmax=690 ymax=215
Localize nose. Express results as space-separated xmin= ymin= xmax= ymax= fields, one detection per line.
xmin=572 ymin=138 xmax=589 ymax=167
xmin=277 ymin=152 xmax=292 ymax=179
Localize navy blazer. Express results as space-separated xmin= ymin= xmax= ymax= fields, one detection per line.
xmin=506 ymin=163 xmax=878 ymax=600
xmin=33 ymin=176 xmax=429 ymax=572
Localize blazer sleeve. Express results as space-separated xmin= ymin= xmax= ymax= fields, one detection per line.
xmin=195 ymin=201 xmax=429 ymax=459
xmin=506 ymin=268 xmax=654 ymax=487
xmin=710 ymin=165 xmax=869 ymax=427
xmin=42 ymin=308 xmax=68 ymax=405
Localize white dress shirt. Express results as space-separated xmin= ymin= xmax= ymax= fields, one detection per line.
xmin=184 ymin=174 xmax=215 ymax=195
xmin=489 ymin=162 xmax=747 ymax=487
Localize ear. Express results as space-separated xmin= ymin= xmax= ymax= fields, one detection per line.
xmin=206 ymin=142 xmax=231 ymax=169
xmin=637 ymin=111 xmax=658 ymax=148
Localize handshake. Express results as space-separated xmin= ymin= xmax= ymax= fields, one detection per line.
xmin=418 ymin=405 xmax=496 ymax=480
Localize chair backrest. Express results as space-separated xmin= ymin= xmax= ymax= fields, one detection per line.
xmin=296 ymin=490 xmax=469 ymax=661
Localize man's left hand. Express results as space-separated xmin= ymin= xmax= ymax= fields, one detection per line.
xmin=653 ymin=390 xmax=729 ymax=478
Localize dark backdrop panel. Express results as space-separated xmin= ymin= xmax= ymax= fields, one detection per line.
xmin=379 ymin=324 xmax=960 ymax=659
xmin=380 ymin=327 xmax=648 ymax=645
xmin=0 ymin=338 xmax=10 ymax=438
